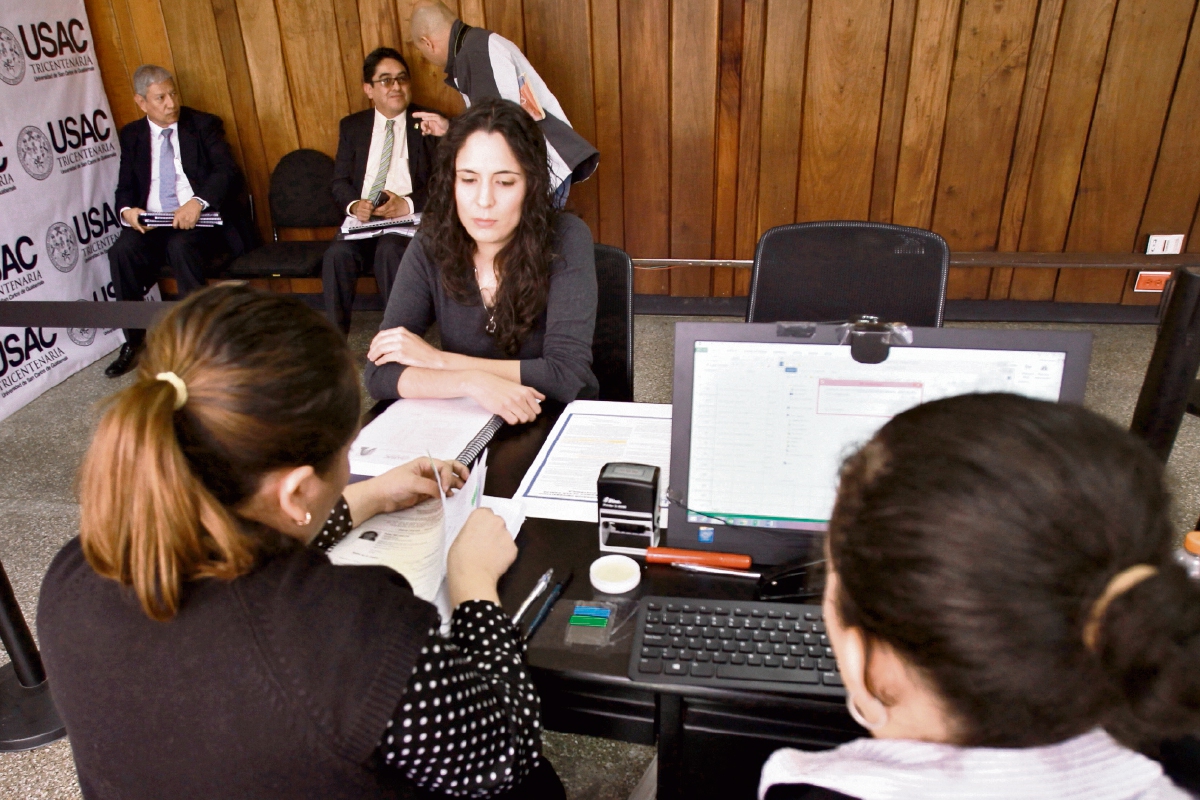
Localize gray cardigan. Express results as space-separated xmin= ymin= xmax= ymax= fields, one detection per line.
xmin=364 ymin=213 xmax=598 ymax=403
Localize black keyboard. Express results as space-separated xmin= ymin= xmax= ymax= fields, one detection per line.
xmin=627 ymin=596 xmax=845 ymax=697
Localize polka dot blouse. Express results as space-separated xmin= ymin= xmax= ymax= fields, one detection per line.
xmin=313 ymin=498 xmax=542 ymax=797
xmin=309 ymin=497 xmax=353 ymax=551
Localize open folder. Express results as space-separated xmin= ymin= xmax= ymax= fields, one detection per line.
xmin=349 ymin=397 xmax=502 ymax=477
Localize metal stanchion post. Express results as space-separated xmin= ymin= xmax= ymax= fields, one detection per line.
xmin=0 ymin=561 xmax=66 ymax=750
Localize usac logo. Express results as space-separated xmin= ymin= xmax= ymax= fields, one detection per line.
xmin=17 ymin=20 xmax=88 ymax=61
xmin=16 ymin=126 xmax=53 ymax=180
xmin=47 ymin=109 xmax=111 ymax=154
xmin=0 ymin=27 xmax=25 ymax=86
xmin=0 ymin=328 xmax=58 ymax=379
xmin=44 ymin=222 xmax=79 ymax=273
xmin=69 ymin=202 xmax=121 ymax=246
xmin=68 ymin=300 xmax=96 ymax=347
xmin=0 ymin=139 xmax=13 ymax=196
xmin=1 ymin=236 xmax=37 ymax=280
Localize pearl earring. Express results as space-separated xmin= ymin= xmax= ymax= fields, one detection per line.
xmin=296 ymin=512 xmax=312 ymax=527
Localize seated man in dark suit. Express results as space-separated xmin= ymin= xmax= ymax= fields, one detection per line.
xmin=106 ymin=64 xmax=242 ymax=377
xmin=325 ymin=47 xmax=441 ymax=336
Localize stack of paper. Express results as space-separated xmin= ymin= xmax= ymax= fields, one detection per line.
xmin=341 ymin=213 xmax=421 ymax=240
xmin=139 ymin=211 xmax=223 ymax=227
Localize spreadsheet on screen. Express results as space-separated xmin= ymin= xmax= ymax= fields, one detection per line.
xmin=685 ymin=341 xmax=1067 ymax=531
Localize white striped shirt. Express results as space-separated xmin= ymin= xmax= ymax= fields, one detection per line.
xmin=759 ymin=729 xmax=1188 ymax=800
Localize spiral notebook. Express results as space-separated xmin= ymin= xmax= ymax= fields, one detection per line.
xmin=348 ymin=397 xmax=502 ymax=477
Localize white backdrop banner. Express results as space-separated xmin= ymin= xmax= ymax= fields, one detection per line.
xmin=0 ymin=0 xmax=125 ymax=422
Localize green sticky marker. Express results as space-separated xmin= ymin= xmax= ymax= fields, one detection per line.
xmin=568 ymin=615 xmax=609 ymax=627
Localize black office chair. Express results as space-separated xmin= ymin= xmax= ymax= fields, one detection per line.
xmin=746 ymin=221 xmax=949 ymax=327
xmin=593 ymin=243 xmax=634 ymax=402
xmin=224 ymin=149 xmax=343 ymax=279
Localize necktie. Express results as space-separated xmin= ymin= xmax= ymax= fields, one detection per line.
xmin=368 ymin=119 xmax=395 ymax=206
xmin=159 ymin=129 xmax=179 ymax=212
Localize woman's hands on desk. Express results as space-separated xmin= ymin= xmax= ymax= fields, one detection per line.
xmin=447 ymin=509 xmax=518 ymax=607
xmin=463 ymin=372 xmax=543 ymax=425
xmin=369 ymin=327 xmax=545 ymax=425
xmin=342 ymin=457 xmax=468 ymax=527
xmin=368 ymin=326 xmax=448 ymax=370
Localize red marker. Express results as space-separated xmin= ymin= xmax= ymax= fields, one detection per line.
xmin=643 ymin=546 xmax=751 ymax=571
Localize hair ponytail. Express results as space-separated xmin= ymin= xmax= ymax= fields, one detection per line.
xmin=78 ymin=285 xmax=359 ymax=621
xmin=80 ymin=372 xmax=254 ymax=620
xmin=1096 ymin=561 xmax=1200 ymax=750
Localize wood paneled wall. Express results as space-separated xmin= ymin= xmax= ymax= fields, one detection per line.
xmin=85 ymin=0 xmax=1200 ymax=302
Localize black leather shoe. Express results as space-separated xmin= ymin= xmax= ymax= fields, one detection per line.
xmin=104 ymin=342 xmax=142 ymax=378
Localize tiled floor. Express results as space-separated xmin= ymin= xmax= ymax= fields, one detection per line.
xmin=0 ymin=313 xmax=1195 ymax=799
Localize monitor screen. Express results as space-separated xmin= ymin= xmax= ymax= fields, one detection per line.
xmin=684 ymin=339 xmax=1068 ymax=532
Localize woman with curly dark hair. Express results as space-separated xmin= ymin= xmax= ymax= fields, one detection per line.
xmin=364 ymin=99 xmax=597 ymax=424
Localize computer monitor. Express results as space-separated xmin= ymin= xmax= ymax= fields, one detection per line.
xmin=667 ymin=323 xmax=1093 ymax=564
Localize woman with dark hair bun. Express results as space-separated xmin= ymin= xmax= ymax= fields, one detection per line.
xmin=364 ymin=99 xmax=597 ymax=424
xmin=37 ymin=284 xmax=565 ymax=799
xmin=760 ymin=393 xmax=1198 ymax=800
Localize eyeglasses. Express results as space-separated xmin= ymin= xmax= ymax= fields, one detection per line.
xmin=368 ymin=75 xmax=410 ymax=88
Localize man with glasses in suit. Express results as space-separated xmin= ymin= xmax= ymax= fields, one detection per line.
xmin=324 ymin=48 xmax=442 ymax=336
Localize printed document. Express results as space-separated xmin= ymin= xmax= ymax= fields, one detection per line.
xmin=514 ymin=400 xmax=672 ymax=523
xmin=349 ymin=398 xmax=496 ymax=476
xmin=328 ymin=454 xmax=524 ymax=627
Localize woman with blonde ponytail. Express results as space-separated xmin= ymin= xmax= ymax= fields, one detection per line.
xmin=759 ymin=393 xmax=1199 ymax=800
xmin=38 ymin=284 xmax=564 ymax=800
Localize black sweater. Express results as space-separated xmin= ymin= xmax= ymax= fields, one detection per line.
xmin=364 ymin=213 xmax=598 ymax=403
xmin=38 ymin=533 xmax=438 ymax=799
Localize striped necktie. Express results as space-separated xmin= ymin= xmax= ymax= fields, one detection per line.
xmin=368 ymin=119 xmax=395 ymax=206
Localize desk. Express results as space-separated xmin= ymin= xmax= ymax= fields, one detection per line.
xmin=478 ymin=402 xmax=862 ymax=800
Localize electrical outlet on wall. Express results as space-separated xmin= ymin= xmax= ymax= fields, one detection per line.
xmin=1147 ymin=234 xmax=1185 ymax=254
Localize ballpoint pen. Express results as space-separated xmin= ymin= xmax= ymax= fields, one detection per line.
xmin=670 ymin=562 xmax=762 ymax=579
xmin=512 ymin=568 xmax=553 ymax=624
xmin=524 ymin=569 xmax=573 ymax=642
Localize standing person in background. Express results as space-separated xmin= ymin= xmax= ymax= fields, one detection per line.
xmin=106 ymin=64 xmax=243 ymax=378
xmin=408 ymin=0 xmax=598 ymax=209
xmin=325 ymin=48 xmax=443 ymax=336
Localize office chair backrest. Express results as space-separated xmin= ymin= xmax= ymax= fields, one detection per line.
xmin=747 ymin=221 xmax=949 ymax=327
xmin=593 ymin=243 xmax=634 ymax=402
xmin=268 ymin=149 xmax=343 ymax=230
xmin=1130 ymin=267 xmax=1200 ymax=461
